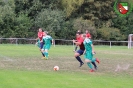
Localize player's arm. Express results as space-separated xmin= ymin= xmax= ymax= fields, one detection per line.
xmin=83 ymin=50 xmax=86 ymax=55
xmin=52 ymin=39 xmax=54 ymax=45
xmin=35 ymin=38 xmax=39 ymax=44
xmin=75 ymin=45 xmax=78 ymax=51
xmin=36 ymin=38 xmax=39 ymax=42
xmin=73 ymin=40 xmax=82 ymax=46
xmin=91 ymin=44 xmax=95 ymax=54
xmin=75 ymin=42 xmax=82 ymax=46
xmin=49 ymin=36 xmax=54 ymax=45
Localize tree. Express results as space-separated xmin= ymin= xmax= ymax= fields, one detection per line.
xmin=70 ymin=0 xmax=116 ymax=28
xmin=35 ymin=9 xmax=65 ymax=38
xmin=58 ymin=20 xmax=75 ymax=39
xmin=73 ymin=18 xmax=97 ymax=39
xmin=0 ymin=0 xmax=16 ymax=37
xmin=0 ymin=0 xmax=33 ymax=38
xmin=60 ymin=0 xmax=84 ymax=17
xmin=127 ymin=12 xmax=133 ymax=35
xmin=112 ymin=11 xmax=133 ymax=40
xmin=14 ymin=0 xmax=61 ymax=19
xmin=13 ymin=14 xmax=33 ymax=38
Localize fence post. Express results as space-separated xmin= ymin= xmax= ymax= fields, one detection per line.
xmin=54 ymin=39 xmax=55 ymax=47
xmin=110 ymin=41 xmax=111 ymax=48
xmin=16 ymin=38 xmax=18 ymax=45
xmin=73 ymin=40 xmax=74 ymax=47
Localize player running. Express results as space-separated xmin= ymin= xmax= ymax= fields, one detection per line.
xmin=82 ymin=34 xmax=100 ymax=72
xmin=73 ymin=31 xmax=85 ymax=67
xmin=85 ymin=30 xmax=98 ymax=70
xmin=41 ymin=31 xmax=54 ymax=60
xmin=37 ymin=28 xmax=45 ymax=58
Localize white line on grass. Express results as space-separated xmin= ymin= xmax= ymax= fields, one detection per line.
xmin=115 ymin=64 xmax=130 ymax=72
xmin=99 ymin=51 xmax=133 ymax=56
xmin=0 ymin=54 xmax=14 ymax=61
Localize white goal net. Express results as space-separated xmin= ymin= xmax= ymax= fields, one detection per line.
xmin=128 ymin=34 xmax=133 ymax=49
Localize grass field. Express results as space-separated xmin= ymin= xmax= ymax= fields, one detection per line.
xmin=0 ymin=44 xmax=133 ymax=88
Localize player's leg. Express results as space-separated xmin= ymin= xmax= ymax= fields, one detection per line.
xmin=90 ymin=53 xmax=97 ymax=70
xmin=92 ymin=60 xmax=100 ymax=70
xmin=40 ymin=42 xmax=45 ymax=57
xmin=37 ymin=40 xmax=45 ymax=58
xmin=85 ymin=51 xmax=97 ymax=71
xmin=43 ymin=45 xmax=51 ymax=59
xmin=91 ymin=58 xmax=100 ymax=64
xmin=74 ymin=49 xmax=84 ymax=67
xmin=44 ymin=49 xmax=49 ymax=59
xmin=41 ymin=49 xmax=48 ymax=60
xmin=85 ymin=59 xmax=94 ymax=72
xmin=91 ymin=57 xmax=100 ymax=70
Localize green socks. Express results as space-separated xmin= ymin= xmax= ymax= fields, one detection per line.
xmin=43 ymin=52 xmax=48 ymax=58
xmin=87 ymin=62 xmax=93 ymax=69
xmin=91 ymin=58 xmax=96 ymax=62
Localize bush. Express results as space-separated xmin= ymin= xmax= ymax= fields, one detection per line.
xmin=73 ymin=18 xmax=97 ymax=39
xmin=97 ymin=27 xmax=125 ymax=41
xmin=35 ymin=9 xmax=65 ymax=38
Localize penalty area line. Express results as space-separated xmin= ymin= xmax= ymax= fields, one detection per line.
xmin=0 ymin=54 xmax=14 ymax=61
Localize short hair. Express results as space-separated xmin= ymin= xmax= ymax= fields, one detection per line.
xmin=76 ymin=32 xmax=81 ymax=35
xmin=44 ymin=31 xmax=48 ymax=34
xmin=77 ymin=30 xmax=81 ymax=34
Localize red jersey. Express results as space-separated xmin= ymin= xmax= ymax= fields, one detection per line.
xmin=76 ymin=35 xmax=85 ymax=50
xmin=86 ymin=33 xmax=91 ymax=38
xmin=38 ymin=32 xmax=43 ymax=41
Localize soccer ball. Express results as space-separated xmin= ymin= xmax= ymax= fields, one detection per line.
xmin=54 ymin=66 xmax=59 ymax=71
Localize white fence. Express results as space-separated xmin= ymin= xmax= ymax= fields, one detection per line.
xmin=0 ymin=38 xmax=132 ymax=49
xmin=93 ymin=40 xmax=130 ymax=48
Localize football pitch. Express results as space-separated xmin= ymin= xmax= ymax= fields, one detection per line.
xmin=0 ymin=44 xmax=133 ymax=88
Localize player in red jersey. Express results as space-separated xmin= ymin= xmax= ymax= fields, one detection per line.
xmin=73 ymin=30 xmax=98 ymax=69
xmin=86 ymin=30 xmax=91 ymax=39
xmin=38 ymin=28 xmax=43 ymax=45
xmin=73 ymin=31 xmax=85 ymax=67
xmin=37 ymin=28 xmax=45 ymax=57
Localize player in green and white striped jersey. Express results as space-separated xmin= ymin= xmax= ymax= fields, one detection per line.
xmin=82 ymin=34 xmax=100 ymax=72
xmin=41 ymin=31 xmax=54 ymax=59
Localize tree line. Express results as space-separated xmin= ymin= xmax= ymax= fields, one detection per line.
xmin=0 ymin=0 xmax=133 ymax=40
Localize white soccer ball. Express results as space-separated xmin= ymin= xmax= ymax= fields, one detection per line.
xmin=54 ymin=66 xmax=59 ymax=71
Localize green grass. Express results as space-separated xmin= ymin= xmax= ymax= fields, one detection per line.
xmin=0 ymin=44 xmax=133 ymax=88
xmin=0 ymin=70 xmax=132 ymax=88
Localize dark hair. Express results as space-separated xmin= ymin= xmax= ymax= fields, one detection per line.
xmin=76 ymin=31 xmax=81 ymax=35
xmin=77 ymin=29 xmax=81 ymax=34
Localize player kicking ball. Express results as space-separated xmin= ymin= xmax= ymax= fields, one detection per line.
xmin=82 ymin=34 xmax=100 ymax=72
xmin=41 ymin=31 xmax=54 ymax=60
